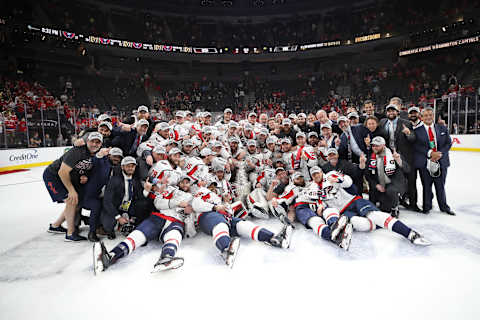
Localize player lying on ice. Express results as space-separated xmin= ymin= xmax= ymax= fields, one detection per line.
xmin=314 ymin=167 xmax=431 ymax=246
xmin=93 ymin=175 xmax=195 ymax=274
xmin=270 ymin=170 xmax=354 ymax=250
xmin=191 ymin=180 xmax=292 ymax=267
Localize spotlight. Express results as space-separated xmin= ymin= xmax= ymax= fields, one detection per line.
xmin=442 ymin=26 xmax=447 ymax=32
xmin=222 ymin=0 xmax=233 ymax=7
xmin=253 ymin=0 xmax=265 ymax=7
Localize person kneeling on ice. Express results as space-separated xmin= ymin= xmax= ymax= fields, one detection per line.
xmin=270 ymin=170 xmax=353 ymax=250
xmin=191 ymin=181 xmax=292 ymax=267
xmin=93 ymin=175 xmax=195 ymax=274
xmin=318 ymin=168 xmax=431 ymax=246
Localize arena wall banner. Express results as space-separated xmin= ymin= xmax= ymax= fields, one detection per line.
xmin=399 ymin=35 xmax=480 ymax=56
xmin=0 ymin=146 xmax=72 ymax=173
xmin=451 ymin=135 xmax=480 ymax=152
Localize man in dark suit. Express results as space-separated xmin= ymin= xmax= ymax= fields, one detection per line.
xmin=82 ymin=147 xmax=123 ymax=242
xmin=379 ymin=104 xmax=417 ymax=210
xmin=101 ymin=156 xmax=152 ymax=238
xmin=337 ymin=116 xmax=368 ymax=164
xmin=112 ymin=119 xmax=150 ymax=156
xmin=413 ymin=107 xmax=454 ymax=215
xmin=360 ymin=100 xmax=385 ymax=123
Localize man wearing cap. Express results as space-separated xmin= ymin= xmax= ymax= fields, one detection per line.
xmin=113 ymin=118 xmax=150 ymax=157
xmin=101 ymin=156 xmax=150 ymax=238
xmin=413 ymin=107 xmax=454 ymax=215
xmin=364 ymin=137 xmax=410 ymax=217
xmin=136 ymin=105 xmax=154 ymax=138
xmin=83 ymin=147 xmax=124 ymax=242
xmin=347 ymin=112 xmax=360 ymax=126
xmin=181 ymin=148 xmax=214 ymax=188
xmin=321 ymin=148 xmax=366 ymax=196
xmin=408 ymin=106 xmax=423 ymax=130
xmin=149 ymin=122 xmax=170 ymax=145
xmin=276 ymin=118 xmax=298 ymax=146
xmin=389 ymin=97 xmax=409 ymax=120
xmin=44 ymin=132 xmax=103 ymax=241
xmin=319 ymin=122 xmax=338 ymax=149
xmin=74 ymin=121 xmax=114 ymax=148
xmin=215 ymin=108 xmax=234 ymax=129
xmin=379 ymin=103 xmax=416 ymax=208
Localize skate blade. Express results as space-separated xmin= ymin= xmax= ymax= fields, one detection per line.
xmin=331 ymin=216 xmax=347 ymax=242
xmin=282 ymin=225 xmax=293 ymax=249
xmin=340 ymin=224 xmax=353 ymax=251
xmin=226 ymin=237 xmax=240 ymax=268
xmin=92 ymin=243 xmax=104 ymax=276
xmin=413 ymin=238 xmax=431 ymax=246
xmin=152 ymin=257 xmax=184 ymax=273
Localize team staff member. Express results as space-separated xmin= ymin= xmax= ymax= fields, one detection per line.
xmin=44 ymin=132 xmax=103 ymax=241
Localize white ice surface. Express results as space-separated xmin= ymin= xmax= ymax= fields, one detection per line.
xmin=1 ymin=152 xmax=480 ymax=320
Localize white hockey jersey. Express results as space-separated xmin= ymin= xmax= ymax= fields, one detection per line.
xmin=147 ymin=186 xmax=194 ymax=223
xmin=318 ymin=171 xmax=359 ymax=213
xmin=148 ymin=160 xmax=183 ymax=185
xmin=182 ymin=156 xmax=210 ymax=182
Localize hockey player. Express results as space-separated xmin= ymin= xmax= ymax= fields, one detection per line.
xmin=148 ymin=147 xmax=183 ymax=186
xmin=291 ymin=132 xmax=318 ymax=181
xmin=317 ymin=168 xmax=431 ymax=246
xmin=149 ymin=122 xmax=170 ymax=146
xmin=93 ymin=176 xmax=194 ymax=274
xmin=191 ymin=181 xmax=292 ymax=267
xmin=182 ymin=148 xmax=214 ymax=186
xmin=271 ymin=170 xmax=353 ymax=250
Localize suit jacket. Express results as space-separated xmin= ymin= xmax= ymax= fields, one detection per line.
xmin=338 ymin=125 xmax=368 ymax=162
xmin=112 ymin=127 xmax=148 ymax=156
xmin=379 ymin=117 xmax=416 ymax=163
xmin=413 ymin=124 xmax=451 ymax=169
xmin=83 ymin=157 xmax=118 ymax=208
xmin=102 ymin=168 xmax=145 ymax=220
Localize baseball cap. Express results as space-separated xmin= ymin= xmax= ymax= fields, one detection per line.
xmin=337 ymin=116 xmax=348 ymax=123
xmin=347 ymin=112 xmax=359 ymax=119
xmin=386 ymin=104 xmax=399 ymax=111
xmin=182 ymin=139 xmax=194 ymax=147
xmin=98 ymin=114 xmax=111 ymax=122
xmin=137 ymin=105 xmax=149 ymax=113
xmin=298 ymin=113 xmax=307 ymax=118
xmin=248 ymin=112 xmax=257 ymax=118
xmin=408 ymin=106 xmax=420 ymax=114
xmin=310 ymin=166 xmax=323 ymax=176
xmin=168 ymin=147 xmax=182 ymax=156
xmin=121 ymin=156 xmax=136 ymax=166
xmin=229 ymin=121 xmax=239 ymax=128
xmin=137 ymin=119 xmax=149 ymax=127
xmin=327 ymin=148 xmax=338 ymax=155
xmin=288 ymin=113 xmax=297 ymax=119
xmin=88 ymin=132 xmax=103 ymax=142
xmin=371 ymin=136 xmax=386 ymax=145
xmin=244 ymin=123 xmax=254 ymax=131
xmin=282 ymin=118 xmax=292 ymax=126
xmin=175 ymin=110 xmax=186 ymax=118
xmin=229 ymin=136 xmax=240 ymax=144
xmin=153 ymin=146 xmax=167 ymax=154
xmin=200 ymin=148 xmax=215 ymax=157
xmin=266 ymin=136 xmax=277 ymax=144
xmin=308 ymin=131 xmax=318 ymax=138
xmin=247 ymin=140 xmax=257 ymax=147
xmin=109 ymin=147 xmax=123 ymax=157
xmin=281 ymin=138 xmax=292 ymax=144
xmin=291 ymin=172 xmax=304 ymax=180
xmin=296 ymin=132 xmax=306 ymax=139
xmin=98 ymin=121 xmax=112 ymax=131
xmin=224 ymin=108 xmax=233 ymax=114
xmin=158 ymin=122 xmax=170 ymax=131
xmin=321 ymin=123 xmax=332 ymax=130
xmin=259 ymin=128 xmax=269 ymax=136
xmin=204 ymin=111 xmax=212 ymax=117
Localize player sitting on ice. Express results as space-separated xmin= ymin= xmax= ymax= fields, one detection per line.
xmin=246 ymin=167 xmax=277 ymax=219
xmin=148 ymin=147 xmax=183 ymax=186
xmin=191 ymin=181 xmax=292 ymax=267
xmin=93 ymin=176 xmax=195 ymax=274
xmin=271 ymin=170 xmax=353 ymax=250
xmin=318 ymin=168 xmax=431 ymax=246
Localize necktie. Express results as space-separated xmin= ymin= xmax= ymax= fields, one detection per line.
xmin=388 ymin=121 xmax=395 ymax=149
xmin=127 ymin=179 xmax=133 ymax=201
xmin=428 ymin=126 xmax=436 ymax=151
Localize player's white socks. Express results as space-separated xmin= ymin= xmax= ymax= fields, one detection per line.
xmin=124 ymin=230 xmax=147 ymax=254
xmin=322 ymin=208 xmax=340 ymax=226
xmin=212 ymin=223 xmax=231 ymax=252
xmin=350 ymin=216 xmax=376 ymax=232
xmin=307 ymin=216 xmax=330 ymax=240
xmin=235 ymin=220 xmax=273 ymax=242
xmin=366 ymin=211 xmax=398 ymax=231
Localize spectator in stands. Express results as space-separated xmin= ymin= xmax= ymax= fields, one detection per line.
xmin=29 ymin=131 xmax=42 ymax=147
xmin=44 ymin=133 xmax=53 ymax=147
